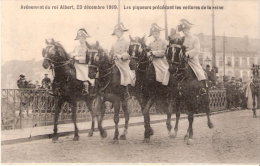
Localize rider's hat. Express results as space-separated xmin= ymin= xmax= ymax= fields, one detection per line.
xmin=75 ymin=28 xmax=90 ymax=40
xmin=112 ymin=23 xmax=128 ymax=35
xmin=19 ymin=74 xmax=25 ymax=78
xmin=178 ymin=19 xmax=193 ymax=32
xmin=149 ymin=23 xmax=164 ymax=37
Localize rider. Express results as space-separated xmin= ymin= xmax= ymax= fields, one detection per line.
xmin=110 ymin=23 xmax=136 ymax=97
xmin=70 ymin=28 xmax=95 ymax=94
xmin=148 ymin=23 xmax=170 ymax=86
xmin=178 ymin=19 xmax=207 ymax=94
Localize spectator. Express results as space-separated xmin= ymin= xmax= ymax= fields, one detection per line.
xmin=41 ymin=74 xmax=51 ymax=89
xmin=17 ymin=74 xmax=28 ymax=89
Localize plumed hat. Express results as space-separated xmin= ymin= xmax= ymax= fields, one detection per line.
xmin=75 ymin=28 xmax=90 ymax=40
xmin=178 ymin=19 xmax=194 ymax=32
xmin=149 ymin=23 xmax=164 ymax=37
xmin=112 ymin=23 xmax=128 ymax=35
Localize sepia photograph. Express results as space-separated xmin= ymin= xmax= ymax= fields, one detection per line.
xmin=1 ymin=0 xmax=260 ymax=164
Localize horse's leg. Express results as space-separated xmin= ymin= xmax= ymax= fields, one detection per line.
xmin=97 ymin=100 xmax=107 ymax=138
xmin=71 ymin=100 xmax=79 ymax=141
xmin=119 ymin=96 xmax=129 ymax=140
xmin=166 ymin=95 xmax=174 ymax=137
xmin=88 ymin=110 xmax=95 ymax=137
xmin=52 ymin=98 xmax=63 ymax=142
xmin=142 ymin=97 xmax=155 ymax=143
xmin=113 ymin=96 xmax=121 ymax=142
xmin=252 ymin=93 xmax=257 ymax=118
xmin=172 ymin=98 xmax=181 ymax=138
xmin=184 ymin=101 xmax=194 ymax=145
xmin=204 ymin=93 xmax=214 ymax=128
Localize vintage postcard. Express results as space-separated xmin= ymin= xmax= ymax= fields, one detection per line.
xmin=1 ymin=0 xmax=259 ymax=164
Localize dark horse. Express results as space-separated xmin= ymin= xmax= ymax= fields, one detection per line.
xmin=87 ymin=45 xmax=131 ymax=142
xmin=166 ymin=36 xmax=214 ymax=144
xmin=249 ymin=64 xmax=260 ymax=118
xmin=42 ymin=39 xmax=107 ymax=142
xmin=128 ymin=36 xmax=174 ymax=143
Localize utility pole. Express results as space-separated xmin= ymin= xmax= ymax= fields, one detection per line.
xmin=164 ymin=0 xmax=168 ymax=40
xmin=118 ymin=0 xmax=121 ymax=24
xmin=223 ymin=33 xmax=226 ymax=77
xmin=212 ymin=0 xmax=217 ymax=71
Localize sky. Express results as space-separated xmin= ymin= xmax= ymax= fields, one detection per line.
xmin=1 ymin=0 xmax=259 ymax=64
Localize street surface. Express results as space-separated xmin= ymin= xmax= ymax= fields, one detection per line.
xmin=1 ymin=109 xmax=260 ymax=164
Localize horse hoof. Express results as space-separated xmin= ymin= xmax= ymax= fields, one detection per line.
xmin=187 ymin=138 xmax=194 ymax=145
xmin=253 ymin=115 xmax=257 ymax=118
xmin=88 ymin=131 xmax=93 ymax=137
xmin=112 ymin=139 xmax=119 ymax=144
xmin=101 ymin=130 xmax=107 ymax=138
xmin=169 ymin=131 xmax=177 ymax=138
xmin=73 ymin=136 xmax=79 ymax=141
xmin=149 ymin=128 xmax=154 ymax=136
xmin=52 ymin=137 xmax=58 ymax=143
xmin=119 ymin=135 xmax=126 ymax=140
xmin=184 ymin=134 xmax=189 ymax=141
xmin=208 ymin=122 xmax=214 ymax=129
xmin=143 ymin=138 xmax=150 ymax=143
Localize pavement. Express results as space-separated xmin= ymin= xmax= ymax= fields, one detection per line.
xmin=1 ymin=108 xmax=244 ymax=145
xmin=1 ymin=109 xmax=259 ymax=164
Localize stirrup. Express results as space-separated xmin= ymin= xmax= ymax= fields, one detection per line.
xmin=199 ymin=88 xmax=207 ymax=95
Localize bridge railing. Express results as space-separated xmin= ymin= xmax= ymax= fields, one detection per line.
xmin=1 ymin=88 xmax=226 ymax=130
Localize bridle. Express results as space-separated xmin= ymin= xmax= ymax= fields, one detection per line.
xmin=129 ymin=42 xmax=150 ymax=72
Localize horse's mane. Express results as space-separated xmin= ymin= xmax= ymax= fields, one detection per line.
xmin=52 ymin=41 xmax=70 ymax=60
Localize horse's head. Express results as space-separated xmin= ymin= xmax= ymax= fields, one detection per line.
xmin=129 ymin=35 xmax=149 ymax=70
xmin=42 ymin=39 xmax=70 ymax=69
xmin=87 ymin=41 xmax=110 ymax=79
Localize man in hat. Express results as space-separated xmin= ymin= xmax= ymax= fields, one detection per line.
xmin=17 ymin=74 xmax=28 ymax=89
xmin=110 ymin=23 xmax=136 ymax=90
xmin=148 ymin=23 xmax=170 ymax=86
xmin=178 ymin=19 xmax=207 ymax=92
xmin=41 ymin=74 xmax=51 ymax=89
xmin=70 ymin=28 xmax=95 ymax=94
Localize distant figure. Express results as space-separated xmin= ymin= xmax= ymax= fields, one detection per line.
xmin=205 ymin=65 xmax=216 ymax=87
xmin=41 ymin=74 xmax=51 ymax=89
xmin=17 ymin=74 xmax=28 ymax=89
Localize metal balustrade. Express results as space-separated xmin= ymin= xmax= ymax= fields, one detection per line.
xmin=1 ymin=88 xmax=227 ymax=130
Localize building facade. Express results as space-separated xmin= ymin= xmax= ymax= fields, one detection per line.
xmin=197 ymin=34 xmax=260 ymax=82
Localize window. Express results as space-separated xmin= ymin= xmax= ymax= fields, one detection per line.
xmin=242 ymin=57 xmax=247 ymax=67
xmin=234 ymin=57 xmax=239 ymax=67
xmin=227 ymin=57 xmax=232 ymax=66
xmin=242 ymin=71 xmax=249 ymax=82
xmin=234 ymin=70 xmax=240 ymax=78
xmin=218 ymin=57 xmax=223 ymax=67
xmin=249 ymin=57 xmax=255 ymax=67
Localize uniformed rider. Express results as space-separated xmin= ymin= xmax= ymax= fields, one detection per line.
xmin=148 ymin=23 xmax=170 ymax=86
xmin=178 ymin=19 xmax=208 ymax=93
xmin=70 ymin=28 xmax=95 ymax=94
xmin=110 ymin=23 xmax=136 ymax=97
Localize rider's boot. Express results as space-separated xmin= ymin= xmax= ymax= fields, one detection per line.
xmin=124 ymin=85 xmax=131 ymax=100
xmin=83 ymin=81 xmax=90 ymax=95
xmin=200 ymin=80 xmax=208 ymax=95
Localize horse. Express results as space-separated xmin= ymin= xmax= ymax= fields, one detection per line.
xmin=128 ymin=36 xmax=175 ymax=143
xmin=87 ymin=44 xmax=131 ymax=142
xmin=166 ymin=36 xmax=214 ymax=145
xmin=42 ymin=39 xmax=106 ymax=142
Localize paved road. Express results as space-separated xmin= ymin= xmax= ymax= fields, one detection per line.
xmin=1 ymin=109 xmax=260 ymax=164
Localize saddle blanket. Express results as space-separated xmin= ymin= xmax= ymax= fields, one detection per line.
xmin=74 ymin=63 xmax=95 ymax=85
xmin=115 ymin=59 xmax=136 ymax=86
xmin=152 ymin=58 xmax=170 ymax=85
